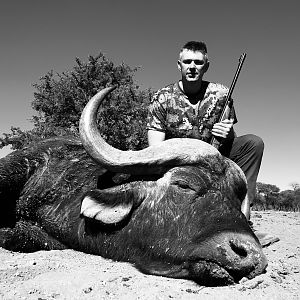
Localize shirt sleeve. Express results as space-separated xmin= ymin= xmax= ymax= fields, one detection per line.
xmin=213 ymin=83 xmax=238 ymax=125
xmin=146 ymin=92 xmax=167 ymax=132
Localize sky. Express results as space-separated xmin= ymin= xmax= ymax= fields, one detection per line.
xmin=0 ymin=0 xmax=299 ymax=191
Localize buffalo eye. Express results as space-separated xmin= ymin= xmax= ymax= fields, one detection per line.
xmin=174 ymin=180 xmax=196 ymax=192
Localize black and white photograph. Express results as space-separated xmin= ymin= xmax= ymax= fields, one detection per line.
xmin=0 ymin=1 xmax=299 ymax=299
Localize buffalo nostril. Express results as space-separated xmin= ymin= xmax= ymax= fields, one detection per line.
xmin=229 ymin=240 xmax=248 ymax=258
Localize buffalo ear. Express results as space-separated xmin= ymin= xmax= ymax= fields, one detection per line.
xmin=80 ymin=189 xmax=134 ymax=224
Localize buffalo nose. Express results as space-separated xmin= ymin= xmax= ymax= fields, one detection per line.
xmin=222 ymin=237 xmax=268 ymax=280
xmin=229 ymin=239 xmax=249 ymax=258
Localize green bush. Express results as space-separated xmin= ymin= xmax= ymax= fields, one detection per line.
xmin=0 ymin=53 xmax=151 ymax=151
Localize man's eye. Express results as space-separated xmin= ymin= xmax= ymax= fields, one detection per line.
xmin=182 ymin=60 xmax=204 ymax=65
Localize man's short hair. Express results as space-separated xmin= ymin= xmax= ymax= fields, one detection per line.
xmin=181 ymin=41 xmax=208 ymax=54
xmin=179 ymin=41 xmax=209 ymax=62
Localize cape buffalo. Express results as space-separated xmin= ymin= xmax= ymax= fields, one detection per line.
xmin=0 ymin=86 xmax=267 ymax=286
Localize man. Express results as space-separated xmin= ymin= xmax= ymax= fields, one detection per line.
xmin=147 ymin=41 xmax=264 ymax=222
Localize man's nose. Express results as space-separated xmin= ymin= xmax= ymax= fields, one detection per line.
xmin=189 ymin=61 xmax=197 ymax=68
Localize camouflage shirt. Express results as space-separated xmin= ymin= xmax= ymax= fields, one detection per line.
xmin=146 ymin=81 xmax=237 ymax=143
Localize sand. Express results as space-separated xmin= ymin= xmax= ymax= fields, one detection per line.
xmin=0 ymin=210 xmax=299 ymax=300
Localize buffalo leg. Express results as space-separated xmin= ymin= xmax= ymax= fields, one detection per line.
xmin=0 ymin=220 xmax=67 ymax=252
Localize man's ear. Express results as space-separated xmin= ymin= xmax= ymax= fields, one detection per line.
xmin=204 ymin=61 xmax=210 ymax=73
xmin=177 ymin=60 xmax=182 ymax=72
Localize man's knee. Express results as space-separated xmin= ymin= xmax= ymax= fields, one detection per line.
xmin=220 ymin=134 xmax=264 ymax=160
xmin=245 ymin=134 xmax=264 ymax=156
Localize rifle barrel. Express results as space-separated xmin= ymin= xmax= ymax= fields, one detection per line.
xmin=210 ymin=53 xmax=247 ymax=149
xmin=226 ymin=53 xmax=247 ymax=102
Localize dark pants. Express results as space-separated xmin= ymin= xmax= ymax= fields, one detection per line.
xmin=219 ymin=134 xmax=264 ymax=206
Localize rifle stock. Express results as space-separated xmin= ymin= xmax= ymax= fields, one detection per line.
xmin=210 ymin=53 xmax=247 ymax=149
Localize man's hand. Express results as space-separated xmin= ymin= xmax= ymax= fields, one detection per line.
xmin=212 ymin=119 xmax=234 ymax=140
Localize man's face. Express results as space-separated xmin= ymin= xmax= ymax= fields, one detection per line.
xmin=177 ymin=50 xmax=208 ymax=82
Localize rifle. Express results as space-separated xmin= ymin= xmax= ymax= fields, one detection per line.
xmin=210 ymin=53 xmax=247 ymax=149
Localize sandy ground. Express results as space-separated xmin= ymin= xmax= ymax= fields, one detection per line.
xmin=0 ymin=210 xmax=299 ymax=300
